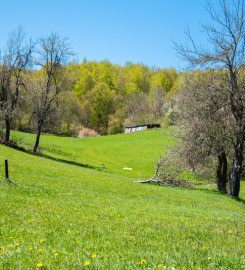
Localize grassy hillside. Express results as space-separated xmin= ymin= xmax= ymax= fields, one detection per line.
xmin=0 ymin=129 xmax=244 ymax=270
xmin=11 ymin=129 xmax=177 ymax=179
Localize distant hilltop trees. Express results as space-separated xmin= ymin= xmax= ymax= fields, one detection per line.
xmin=1 ymin=36 xmax=181 ymax=139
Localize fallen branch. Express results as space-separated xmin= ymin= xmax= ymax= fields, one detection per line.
xmin=134 ymin=178 xmax=194 ymax=188
xmin=134 ymin=158 xmax=194 ymax=188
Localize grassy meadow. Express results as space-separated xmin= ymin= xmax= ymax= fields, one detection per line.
xmin=11 ymin=129 xmax=177 ymax=179
xmin=0 ymin=128 xmax=244 ymax=270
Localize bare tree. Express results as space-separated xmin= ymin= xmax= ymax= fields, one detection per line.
xmin=126 ymin=93 xmax=151 ymax=125
xmin=151 ymin=88 xmax=164 ymax=121
xmin=0 ymin=27 xmax=33 ymax=142
xmin=178 ymin=71 xmax=235 ymax=193
xmin=175 ymin=0 xmax=245 ymax=197
xmin=30 ymin=33 xmax=72 ymax=153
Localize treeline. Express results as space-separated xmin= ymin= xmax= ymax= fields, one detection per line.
xmin=17 ymin=62 xmax=181 ymax=136
xmin=66 ymin=61 xmax=180 ymax=134
xmin=39 ymin=62 xmax=181 ymax=136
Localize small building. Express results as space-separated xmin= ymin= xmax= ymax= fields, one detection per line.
xmin=124 ymin=124 xmax=161 ymax=134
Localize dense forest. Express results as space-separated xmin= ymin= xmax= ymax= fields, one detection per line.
xmin=6 ymin=59 xmax=181 ymax=136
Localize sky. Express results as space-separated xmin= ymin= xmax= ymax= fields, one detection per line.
xmin=0 ymin=0 xmax=213 ymax=70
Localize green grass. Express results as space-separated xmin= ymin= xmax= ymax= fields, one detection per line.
xmin=0 ymin=128 xmax=244 ymax=270
xmin=11 ymin=129 xmax=177 ymax=179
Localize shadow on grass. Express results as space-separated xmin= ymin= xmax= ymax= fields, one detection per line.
xmin=187 ymin=186 xmax=245 ymax=204
xmin=138 ymin=177 xmax=245 ymax=203
xmin=229 ymin=196 xmax=245 ymax=204
xmin=1 ymin=141 xmax=106 ymax=172
xmin=192 ymin=182 xmax=245 ymax=204
xmin=39 ymin=153 xmax=105 ymax=171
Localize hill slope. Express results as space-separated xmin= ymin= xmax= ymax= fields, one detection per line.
xmin=0 ymin=129 xmax=244 ymax=270
xmin=11 ymin=128 xmax=177 ymax=179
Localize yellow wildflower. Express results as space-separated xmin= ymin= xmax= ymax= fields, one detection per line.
xmin=28 ymin=246 xmax=33 ymax=251
xmin=157 ymin=264 xmax=167 ymax=269
xmin=36 ymin=262 xmax=45 ymax=269
xmin=53 ymin=252 xmax=59 ymax=257
xmin=138 ymin=259 xmax=147 ymax=265
xmin=91 ymin=253 xmax=96 ymax=259
xmin=39 ymin=239 xmax=45 ymax=244
xmin=84 ymin=260 xmax=91 ymax=266
xmin=38 ymin=248 xmax=43 ymax=253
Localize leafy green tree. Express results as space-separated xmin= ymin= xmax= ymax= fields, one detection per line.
xmin=86 ymin=82 xmax=115 ymax=134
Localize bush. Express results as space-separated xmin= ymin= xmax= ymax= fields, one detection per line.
xmin=78 ymin=126 xmax=99 ymax=138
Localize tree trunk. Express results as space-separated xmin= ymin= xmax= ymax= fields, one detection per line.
xmin=216 ymin=151 xmax=228 ymax=193
xmin=33 ymin=125 xmax=42 ymax=153
xmin=229 ymin=84 xmax=244 ymax=198
xmin=221 ymin=151 xmax=228 ymax=191
xmin=5 ymin=117 xmax=11 ymax=143
xmin=228 ymin=71 xmax=244 ymax=198
xmin=229 ymin=139 xmax=243 ymax=197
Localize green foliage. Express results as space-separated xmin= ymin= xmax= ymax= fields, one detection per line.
xmin=108 ymin=107 xmax=126 ymax=134
xmin=123 ymin=64 xmax=151 ymax=94
xmin=89 ymin=83 xmax=115 ymax=134
xmin=9 ymin=61 xmax=181 ymax=135
xmin=47 ymin=91 xmax=82 ymax=136
xmin=69 ymin=61 xmax=180 ymax=134
xmin=151 ymin=69 xmax=177 ymax=93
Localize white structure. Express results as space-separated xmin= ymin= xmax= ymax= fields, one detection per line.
xmin=124 ymin=124 xmax=160 ymax=133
